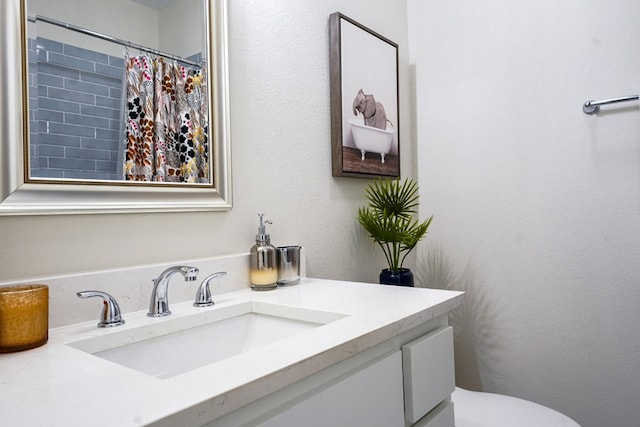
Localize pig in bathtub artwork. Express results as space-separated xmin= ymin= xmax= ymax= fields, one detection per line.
xmin=350 ymin=89 xmax=395 ymax=164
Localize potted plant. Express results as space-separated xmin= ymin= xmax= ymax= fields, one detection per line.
xmin=357 ymin=177 xmax=433 ymax=286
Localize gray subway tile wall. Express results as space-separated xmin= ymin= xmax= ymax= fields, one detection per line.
xmin=29 ymin=37 xmax=122 ymax=180
xmin=28 ymin=39 xmax=204 ymax=181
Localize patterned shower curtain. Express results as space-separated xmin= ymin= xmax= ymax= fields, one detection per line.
xmin=122 ymin=53 xmax=209 ymax=183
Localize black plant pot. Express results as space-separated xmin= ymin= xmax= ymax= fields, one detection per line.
xmin=379 ymin=268 xmax=414 ymax=287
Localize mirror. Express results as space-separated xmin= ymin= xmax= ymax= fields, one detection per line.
xmin=0 ymin=0 xmax=231 ymax=215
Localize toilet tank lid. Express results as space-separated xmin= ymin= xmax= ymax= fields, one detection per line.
xmin=452 ymin=387 xmax=580 ymax=427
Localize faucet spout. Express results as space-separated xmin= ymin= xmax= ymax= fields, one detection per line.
xmin=148 ymin=265 xmax=199 ymax=317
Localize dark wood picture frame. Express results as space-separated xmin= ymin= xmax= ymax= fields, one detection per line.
xmin=329 ymin=12 xmax=400 ymax=179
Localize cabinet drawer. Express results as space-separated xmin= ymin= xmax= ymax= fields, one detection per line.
xmin=402 ymin=326 xmax=455 ymax=424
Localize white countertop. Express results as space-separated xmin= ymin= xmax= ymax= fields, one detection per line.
xmin=0 ymin=279 xmax=463 ymax=427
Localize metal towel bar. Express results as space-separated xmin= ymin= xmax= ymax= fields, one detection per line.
xmin=583 ymin=95 xmax=639 ymax=114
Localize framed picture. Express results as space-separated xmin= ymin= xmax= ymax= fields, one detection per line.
xmin=329 ymin=12 xmax=400 ymax=178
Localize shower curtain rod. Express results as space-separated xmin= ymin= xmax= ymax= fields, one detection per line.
xmin=27 ymin=14 xmax=202 ymax=68
xmin=582 ymin=94 xmax=639 ymax=115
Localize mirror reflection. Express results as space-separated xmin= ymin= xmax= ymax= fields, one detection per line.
xmin=26 ymin=0 xmax=211 ymax=184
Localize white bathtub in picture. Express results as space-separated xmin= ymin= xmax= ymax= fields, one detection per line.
xmin=349 ymin=119 xmax=394 ymax=163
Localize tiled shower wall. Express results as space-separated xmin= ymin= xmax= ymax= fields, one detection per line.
xmin=28 ymin=37 xmax=124 ymax=181
xmin=27 ymin=38 xmax=204 ymax=181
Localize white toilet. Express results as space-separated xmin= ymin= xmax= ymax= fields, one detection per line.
xmin=451 ymin=387 xmax=581 ymax=427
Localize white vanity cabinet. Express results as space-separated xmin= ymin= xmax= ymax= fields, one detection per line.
xmin=2 ymin=278 xmax=464 ymax=427
xmin=206 ymin=321 xmax=456 ymax=427
xmin=258 ymin=350 xmax=405 ymax=427
xmin=403 ymin=326 xmax=455 ymax=426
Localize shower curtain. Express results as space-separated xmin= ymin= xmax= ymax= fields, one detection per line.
xmin=122 ymin=53 xmax=209 ymax=183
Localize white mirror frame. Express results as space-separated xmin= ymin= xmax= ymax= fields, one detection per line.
xmin=0 ymin=0 xmax=232 ymax=215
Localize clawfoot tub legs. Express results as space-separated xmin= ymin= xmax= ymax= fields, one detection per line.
xmin=359 ymin=149 xmax=386 ymax=163
xmin=349 ymin=119 xmax=394 ymax=165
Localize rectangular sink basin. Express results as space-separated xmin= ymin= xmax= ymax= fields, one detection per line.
xmin=68 ymin=301 xmax=346 ymax=379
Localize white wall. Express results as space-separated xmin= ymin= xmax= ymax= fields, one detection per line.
xmin=159 ymin=0 xmax=204 ymax=58
xmin=28 ymin=0 xmax=159 ymax=57
xmin=29 ymin=0 xmax=203 ymax=59
xmin=408 ymin=1 xmax=640 ymax=427
xmin=1 ymin=1 xmax=413 ymax=285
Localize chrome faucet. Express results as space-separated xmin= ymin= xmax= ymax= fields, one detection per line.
xmin=148 ymin=265 xmax=199 ymax=317
xmin=194 ymin=271 xmax=227 ymax=307
xmin=77 ymin=290 xmax=125 ymax=328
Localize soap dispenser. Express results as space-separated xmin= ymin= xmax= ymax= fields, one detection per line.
xmin=250 ymin=213 xmax=278 ymax=290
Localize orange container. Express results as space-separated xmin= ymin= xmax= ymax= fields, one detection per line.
xmin=0 ymin=284 xmax=49 ymax=353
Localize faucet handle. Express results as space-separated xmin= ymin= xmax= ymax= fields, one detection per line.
xmin=77 ymin=290 xmax=125 ymax=328
xmin=194 ymin=272 xmax=227 ymax=307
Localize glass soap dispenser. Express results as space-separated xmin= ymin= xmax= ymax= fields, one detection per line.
xmin=250 ymin=213 xmax=278 ymax=291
